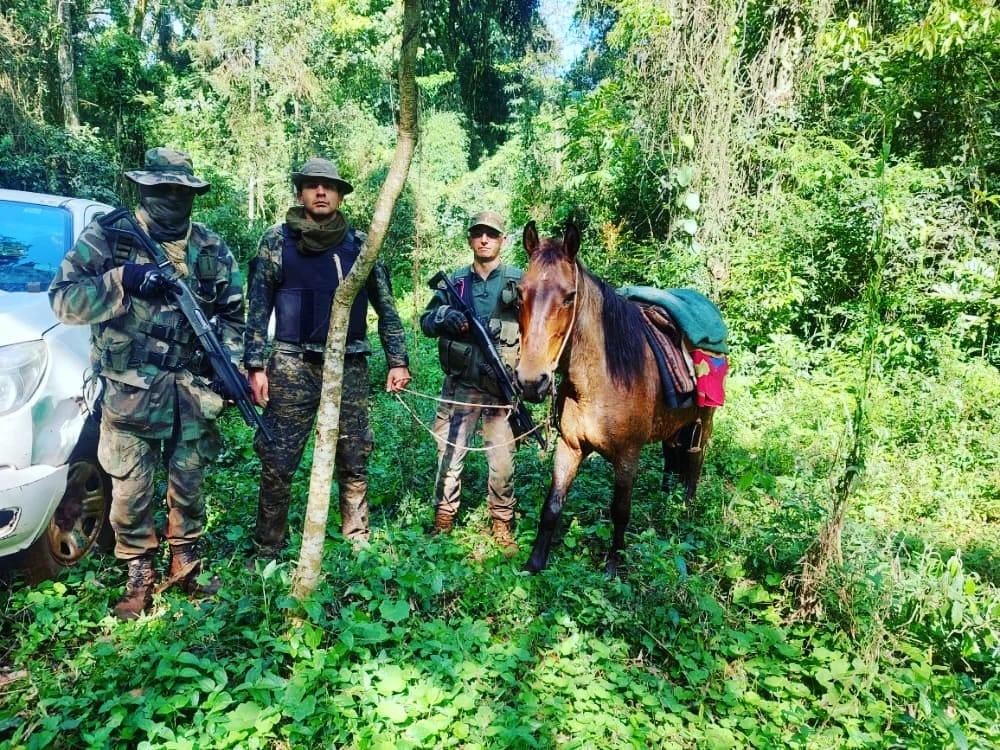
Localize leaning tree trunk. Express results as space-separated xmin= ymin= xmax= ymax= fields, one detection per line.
xmin=54 ymin=0 xmax=80 ymax=128
xmin=290 ymin=0 xmax=421 ymax=603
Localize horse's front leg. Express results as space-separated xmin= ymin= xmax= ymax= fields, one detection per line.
xmin=525 ymin=438 xmax=584 ymax=573
xmin=607 ymin=454 xmax=640 ymax=578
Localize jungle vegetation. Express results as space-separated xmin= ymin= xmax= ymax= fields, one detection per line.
xmin=1 ymin=0 xmax=998 ymax=747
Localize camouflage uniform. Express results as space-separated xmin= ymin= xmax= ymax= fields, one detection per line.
xmin=244 ymin=222 xmax=408 ymax=547
xmin=420 ymin=261 xmax=522 ymax=524
xmin=48 ymin=164 xmax=244 ymax=561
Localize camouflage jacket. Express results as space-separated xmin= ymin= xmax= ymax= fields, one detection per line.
xmin=243 ymin=222 xmax=409 ymax=370
xmin=48 ymin=212 xmax=245 ymax=440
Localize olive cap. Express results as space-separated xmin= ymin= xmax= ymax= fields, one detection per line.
xmin=467 ymin=210 xmax=505 ymax=234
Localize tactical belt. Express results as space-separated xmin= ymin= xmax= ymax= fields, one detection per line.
xmin=275 ymin=345 xmax=365 ymax=365
xmin=275 ymin=342 xmax=324 ymax=365
xmin=295 ymin=350 xmax=324 ymax=365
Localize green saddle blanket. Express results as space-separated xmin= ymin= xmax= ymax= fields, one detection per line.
xmin=619 ymin=286 xmax=729 ymax=354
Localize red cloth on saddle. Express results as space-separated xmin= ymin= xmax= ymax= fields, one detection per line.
xmin=692 ymin=349 xmax=728 ymax=407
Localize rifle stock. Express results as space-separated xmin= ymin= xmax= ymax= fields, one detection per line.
xmin=98 ymin=208 xmax=272 ymax=441
xmin=429 ymin=270 xmax=544 ymax=449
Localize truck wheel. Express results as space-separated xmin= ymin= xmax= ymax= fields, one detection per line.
xmin=16 ymin=414 xmax=112 ymax=585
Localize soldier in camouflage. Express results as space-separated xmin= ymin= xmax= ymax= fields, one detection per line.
xmin=420 ymin=210 xmax=523 ymax=554
xmin=244 ymin=157 xmax=411 ymax=557
xmin=49 ymin=147 xmax=245 ymax=620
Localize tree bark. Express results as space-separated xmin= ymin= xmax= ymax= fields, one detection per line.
xmin=54 ymin=0 xmax=80 ymax=128
xmin=291 ymin=0 xmax=421 ymax=602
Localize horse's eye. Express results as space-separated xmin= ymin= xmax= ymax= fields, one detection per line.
xmin=562 ymin=292 xmax=576 ymax=307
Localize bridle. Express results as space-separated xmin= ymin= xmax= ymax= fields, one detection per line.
xmin=542 ymin=258 xmax=580 ymax=390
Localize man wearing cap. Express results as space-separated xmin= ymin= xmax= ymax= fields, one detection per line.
xmin=49 ymin=147 xmax=245 ymax=619
xmin=243 ymin=157 xmax=411 ymax=557
xmin=419 ymin=210 xmax=523 ymax=553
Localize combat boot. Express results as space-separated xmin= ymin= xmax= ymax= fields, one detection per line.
xmin=113 ymin=554 xmax=157 ymax=620
xmin=491 ymin=519 xmax=519 ymax=556
xmin=165 ymin=542 xmax=221 ymax=597
xmin=429 ymin=509 xmax=454 ymax=536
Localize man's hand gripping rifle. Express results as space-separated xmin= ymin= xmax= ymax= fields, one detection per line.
xmin=98 ymin=208 xmax=272 ymax=441
xmin=429 ymin=271 xmax=544 ymax=449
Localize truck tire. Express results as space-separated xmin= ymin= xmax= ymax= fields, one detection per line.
xmin=14 ymin=413 xmax=112 ymax=585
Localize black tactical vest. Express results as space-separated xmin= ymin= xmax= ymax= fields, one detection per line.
xmin=274 ymin=225 xmax=369 ymax=345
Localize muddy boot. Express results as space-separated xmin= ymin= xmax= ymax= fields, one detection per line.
xmin=164 ymin=542 xmax=220 ymax=597
xmin=340 ymin=482 xmax=370 ymax=544
xmin=113 ymin=554 xmax=157 ymax=620
xmin=491 ymin=519 xmax=519 ymax=556
xmin=429 ymin=509 xmax=454 ymax=536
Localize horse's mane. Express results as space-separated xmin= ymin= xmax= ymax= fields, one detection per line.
xmin=582 ymin=264 xmax=647 ymax=389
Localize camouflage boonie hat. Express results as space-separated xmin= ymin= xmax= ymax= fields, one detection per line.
xmin=292 ymin=157 xmax=354 ymax=195
xmin=125 ymin=148 xmax=210 ymax=194
xmin=468 ymin=210 xmax=506 ymax=234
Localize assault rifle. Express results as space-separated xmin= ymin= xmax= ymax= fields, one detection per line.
xmin=429 ymin=270 xmax=544 ymax=449
xmin=98 ymin=208 xmax=272 ymax=441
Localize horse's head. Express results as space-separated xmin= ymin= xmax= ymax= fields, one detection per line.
xmin=515 ymin=220 xmax=581 ymax=402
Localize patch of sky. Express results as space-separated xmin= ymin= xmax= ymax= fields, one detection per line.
xmin=539 ymin=0 xmax=590 ymax=72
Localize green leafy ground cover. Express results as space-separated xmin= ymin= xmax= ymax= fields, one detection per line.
xmin=2 ymin=335 xmax=998 ymax=749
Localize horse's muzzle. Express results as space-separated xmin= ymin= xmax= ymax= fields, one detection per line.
xmin=517 ymin=371 xmax=551 ymax=403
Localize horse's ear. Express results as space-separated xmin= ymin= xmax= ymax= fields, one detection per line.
xmin=564 ymin=220 xmax=580 ymax=261
xmin=523 ymin=220 xmax=540 ymax=257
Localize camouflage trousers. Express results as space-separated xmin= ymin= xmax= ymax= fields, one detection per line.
xmin=98 ymin=418 xmax=221 ymax=560
xmin=431 ymin=376 xmax=516 ymax=522
xmin=253 ymin=351 xmax=374 ymax=547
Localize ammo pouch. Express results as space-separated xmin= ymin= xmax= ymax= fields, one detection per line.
xmin=438 ymin=338 xmax=481 ymax=385
xmin=492 ymin=318 xmax=520 ymax=373
xmin=437 ymin=334 xmax=513 ymax=399
xmin=96 ymin=316 xmax=203 ymax=374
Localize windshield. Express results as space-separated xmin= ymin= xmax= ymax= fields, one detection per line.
xmin=0 ymin=200 xmax=74 ymax=293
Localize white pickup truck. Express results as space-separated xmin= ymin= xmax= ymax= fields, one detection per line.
xmin=0 ymin=188 xmax=115 ymax=583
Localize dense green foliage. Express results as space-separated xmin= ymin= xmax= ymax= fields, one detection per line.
xmin=2 ymin=336 xmax=998 ymax=747
xmin=2 ymin=0 xmax=999 ymax=746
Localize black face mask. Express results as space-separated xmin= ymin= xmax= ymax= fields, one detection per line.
xmin=139 ymin=185 xmax=195 ymax=240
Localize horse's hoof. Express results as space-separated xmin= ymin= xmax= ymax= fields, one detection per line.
xmin=523 ymin=557 xmax=545 ymax=574
xmin=604 ymin=560 xmax=623 ymax=578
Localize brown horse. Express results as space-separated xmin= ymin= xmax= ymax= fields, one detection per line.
xmin=516 ymin=220 xmax=717 ymax=575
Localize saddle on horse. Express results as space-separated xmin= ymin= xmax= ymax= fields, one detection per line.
xmin=619 ymin=286 xmax=729 ymax=408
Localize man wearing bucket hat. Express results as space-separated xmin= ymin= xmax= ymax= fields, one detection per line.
xmin=49 ymin=147 xmax=245 ymax=619
xmin=243 ymin=156 xmax=411 ymax=558
xmin=419 ymin=210 xmax=523 ymax=554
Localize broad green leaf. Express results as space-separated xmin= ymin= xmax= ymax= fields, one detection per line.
xmin=377 ymin=665 xmax=407 ymax=695
xmin=376 ymin=699 xmax=408 ymax=723
xmin=224 ymin=702 xmax=263 ymax=733
xmin=674 ymin=165 xmax=695 ymax=187
xmin=289 ymin=694 xmax=316 ymax=722
xmin=380 ymin=599 xmax=410 ymax=624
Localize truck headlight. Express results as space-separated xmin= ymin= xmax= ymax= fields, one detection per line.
xmin=0 ymin=340 xmax=48 ymax=416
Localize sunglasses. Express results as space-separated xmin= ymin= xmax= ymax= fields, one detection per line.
xmin=468 ymin=227 xmax=501 ymax=239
